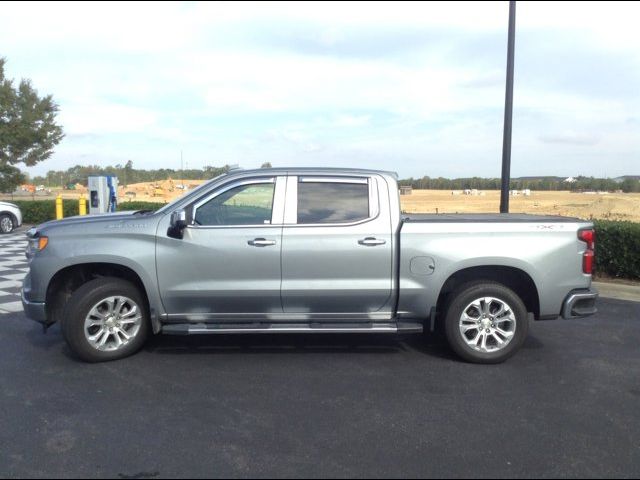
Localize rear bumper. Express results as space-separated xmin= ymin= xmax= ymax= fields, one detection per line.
xmin=21 ymin=289 xmax=47 ymax=324
xmin=561 ymin=288 xmax=598 ymax=319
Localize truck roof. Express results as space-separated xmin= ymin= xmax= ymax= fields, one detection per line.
xmin=226 ymin=167 xmax=399 ymax=179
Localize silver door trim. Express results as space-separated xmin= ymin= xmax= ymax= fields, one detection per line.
xmin=283 ymin=175 xmax=298 ymax=224
xmin=271 ymin=176 xmax=287 ymax=225
xmin=164 ymin=311 xmax=395 ymax=321
xmin=299 ymin=176 xmax=368 ymax=184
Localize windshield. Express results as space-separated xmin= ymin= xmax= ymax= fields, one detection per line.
xmin=154 ymin=174 xmax=227 ymax=215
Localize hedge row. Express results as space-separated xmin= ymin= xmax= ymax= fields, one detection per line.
xmin=593 ymin=220 xmax=640 ymax=280
xmin=7 ymin=200 xmax=640 ymax=280
xmin=11 ymin=200 xmax=163 ymax=225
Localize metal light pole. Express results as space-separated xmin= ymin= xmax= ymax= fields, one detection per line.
xmin=500 ymin=0 xmax=516 ymax=213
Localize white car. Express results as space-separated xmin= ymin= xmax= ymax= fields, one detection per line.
xmin=0 ymin=201 xmax=23 ymax=234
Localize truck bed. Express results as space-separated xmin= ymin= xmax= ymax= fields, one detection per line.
xmin=402 ymin=213 xmax=584 ymax=223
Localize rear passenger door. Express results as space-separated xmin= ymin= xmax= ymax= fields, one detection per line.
xmin=280 ymin=175 xmax=393 ymax=318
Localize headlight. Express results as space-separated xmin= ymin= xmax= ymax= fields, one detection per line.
xmin=26 ymin=236 xmax=48 ymax=259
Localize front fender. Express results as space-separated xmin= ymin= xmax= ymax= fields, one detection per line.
xmin=26 ymin=226 xmax=163 ymax=332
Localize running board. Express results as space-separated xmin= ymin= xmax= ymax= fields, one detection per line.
xmin=162 ymin=322 xmax=423 ymax=335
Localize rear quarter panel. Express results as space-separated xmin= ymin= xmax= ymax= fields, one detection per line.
xmin=398 ymin=220 xmax=593 ymax=319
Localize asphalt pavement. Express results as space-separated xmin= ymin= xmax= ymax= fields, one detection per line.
xmin=1 ymin=299 xmax=639 ymax=479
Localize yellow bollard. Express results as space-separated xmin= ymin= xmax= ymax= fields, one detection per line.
xmin=55 ymin=195 xmax=63 ymax=220
xmin=78 ymin=196 xmax=87 ymax=216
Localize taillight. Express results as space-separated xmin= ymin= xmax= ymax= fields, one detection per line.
xmin=578 ymin=228 xmax=595 ymax=274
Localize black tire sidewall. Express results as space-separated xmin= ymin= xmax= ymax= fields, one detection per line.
xmin=0 ymin=214 xmax=14 ymax=234
xmin=61 ymin=277 xmax=150 ymax=362
xmin=444 ymin=281 xmax=529 ymax=364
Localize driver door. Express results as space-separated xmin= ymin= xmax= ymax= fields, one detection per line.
xmin=156 ymin=176 xmax=285 ymax=321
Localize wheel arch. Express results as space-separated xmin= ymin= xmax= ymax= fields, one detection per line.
xmin=45 ymin=262 xmax=162 ymax=333
xmin=435 ymin=265 xmax=541 ymax=322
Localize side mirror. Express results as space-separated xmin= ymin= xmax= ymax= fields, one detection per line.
xmin=168 ymin=209 xmax=187 ymax=239
xmin=171 ymin=209 xmax=187 ymax=228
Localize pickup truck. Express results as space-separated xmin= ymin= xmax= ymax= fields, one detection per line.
xmin=22 ymin=168 xmax=598 ymax=363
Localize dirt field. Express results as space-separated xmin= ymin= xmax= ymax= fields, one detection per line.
xmin=400 ymin=190 xmax=640 ymax=222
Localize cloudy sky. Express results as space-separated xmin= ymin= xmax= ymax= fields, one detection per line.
xmin=2 ymin=1 xmax=639 ymax=178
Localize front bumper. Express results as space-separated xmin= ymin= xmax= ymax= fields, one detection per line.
xmin=561 ymin=288 xmax=598 ymax=319
xmin=21 ymin=289 xmax=47 ymax=324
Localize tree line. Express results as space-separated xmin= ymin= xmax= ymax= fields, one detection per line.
xmin=30 ymin=162 xmax=232 ymax=187
xmin=27 ymin=162 xmax=275 ymax=188
xmin=21 ymin=166 xmax=640 ymax=193
xmin=397 ymin=176 xmax=640 ymax=193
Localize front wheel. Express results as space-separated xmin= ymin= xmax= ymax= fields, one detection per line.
xmin=61 ymin=277 xmax=150 ymax=362
xmin=444 ymin=281 xmax=529 ymax=364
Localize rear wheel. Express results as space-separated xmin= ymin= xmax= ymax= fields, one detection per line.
xmin=444 ymin=281 xmax=528 ymax=364
xmin=0 ymin=214 xmax=14 ymax=234
xmin=61 ymin=277 xmax=150 ymax=362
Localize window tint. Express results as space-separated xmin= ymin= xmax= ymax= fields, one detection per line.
xmin=195 ymin=183 xmax=275 ymax=226
xmin=297 ymin=182 xmax=369 ymax=224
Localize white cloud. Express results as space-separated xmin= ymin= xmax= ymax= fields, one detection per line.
xmin=60 ymin=102 xmax=158 ymax=135
xmin=332 ymin=114 xmax=372 ymax=128
xmin=0 ymin=1 xmax=638 ymax=178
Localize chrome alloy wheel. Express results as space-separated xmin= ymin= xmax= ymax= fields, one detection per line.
xmin=0 ymin=216 xmax=13 ymax=233
xmin=84 ymin=296 xmax=143 ymax=352
xmin=459 ymin=297 xmax=517 ymax=353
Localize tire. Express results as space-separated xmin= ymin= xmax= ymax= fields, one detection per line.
xmin=443 ymin=281 xmax=529 ymax=364
xmin=0 ymin=213 xmax=14 ymax=234
xmin=60 ymin=277 xmax=150 ymax=362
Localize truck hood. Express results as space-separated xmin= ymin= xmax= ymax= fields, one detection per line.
xmin=33 ymin=211 xmax=151 ymax=234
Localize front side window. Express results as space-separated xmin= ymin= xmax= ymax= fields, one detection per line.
xmin=297 ymin=181 xmax=369 ymax=224
xmin=194 ymin=183 xmax=275 ymax=226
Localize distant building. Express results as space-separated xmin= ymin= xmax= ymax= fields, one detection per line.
xmin=564 ymin=177 xmax=577 ymax=183
xmin=399 ymin=186 xmax=413 ymax=195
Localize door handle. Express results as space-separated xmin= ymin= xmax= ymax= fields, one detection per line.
xmin=248 ymin=238 xmax=277 ymax=247
xmin=358 ymin=237 xmax=386 ymax=246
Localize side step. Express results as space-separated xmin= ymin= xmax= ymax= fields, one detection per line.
xmin=162 ymin=322 xmax=423 ymax=335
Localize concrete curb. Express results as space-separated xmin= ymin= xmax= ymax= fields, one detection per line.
xmin=593 ymin=281 xmax=640 ymax=303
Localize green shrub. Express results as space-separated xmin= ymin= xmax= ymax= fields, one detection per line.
xmin=593 ymin=219 xmax=640 ymax=280
xmin=12 ymin=199 xmax=164 ymax=224
xmin=12 ymin=200 xmax=79 ymax=224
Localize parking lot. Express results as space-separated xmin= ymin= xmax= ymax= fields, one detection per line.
xmin=1 ymin=227 xmax=639 ymax=478
xmin=1 ymin=292 xmax=639 ymax=478
xmin=0 ymin=230 xmax=28 ymax=315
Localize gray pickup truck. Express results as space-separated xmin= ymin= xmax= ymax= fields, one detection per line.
xmin=22 ymin=168 xmax=598 ymax=363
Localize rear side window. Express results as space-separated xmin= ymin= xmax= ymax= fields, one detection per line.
xmin=297 ymin=182 xmax=369 ymax=224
